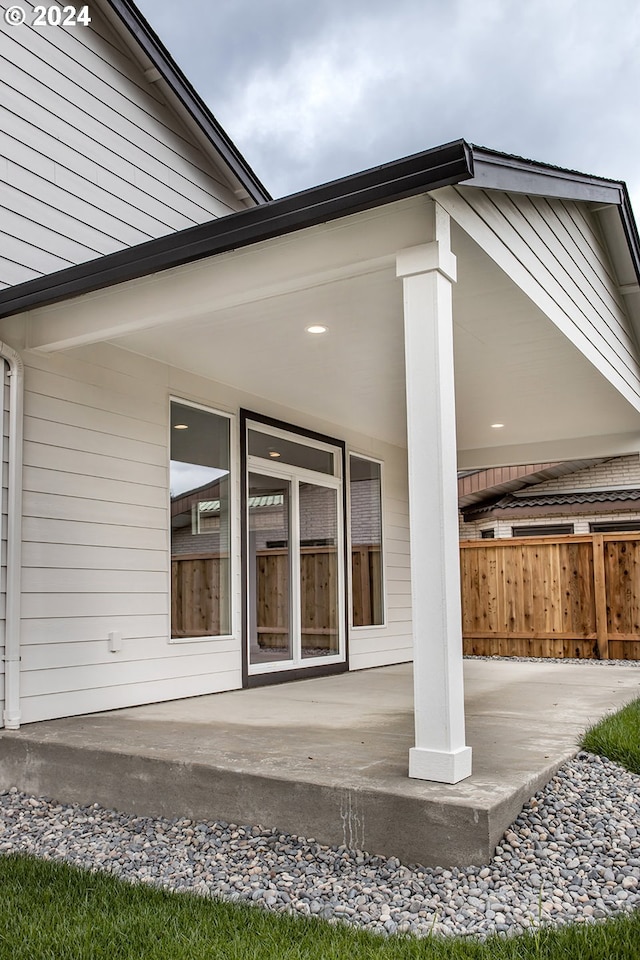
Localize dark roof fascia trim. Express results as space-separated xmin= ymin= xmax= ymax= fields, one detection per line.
xmin=618 ymin=184 xmax=640 ymax=286
xmin=104 ymin=0 xmax=271 ymax=204
xmin=0 ymin=140 xmax=474 ymax=319
xmin=467 ymin=146 xmax=624 ymax=204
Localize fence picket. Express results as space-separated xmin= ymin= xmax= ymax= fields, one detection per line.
xmin=461 ymin=533 xmax=640 ymax=659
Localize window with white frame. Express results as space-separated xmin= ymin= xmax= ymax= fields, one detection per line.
xmin=170 ymin=400 xmax=232 ymax=638
xmin=350 ymin=455 xmax=384 ymax=626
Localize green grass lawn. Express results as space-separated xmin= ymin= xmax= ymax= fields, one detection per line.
xmin=0 ymin=698 xmax=638 ymax=960
xmin=0 ymin=853 xmax=638 ymax=960
xmin=580 ymin=695 xmax=640 ymax=774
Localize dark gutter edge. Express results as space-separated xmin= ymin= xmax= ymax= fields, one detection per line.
xmin=0 ymin=140 xmax=473 ymax=320
xmin=104 ymin=0 xmax=271 ymax=204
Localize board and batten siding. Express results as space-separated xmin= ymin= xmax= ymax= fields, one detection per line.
xmin=15 ymin=344 xmax=412 ymax=725
xmin=0 ymin=0 xmax=248 ymax=289
xmin=437 ymin=185 xmax=640 ymax=411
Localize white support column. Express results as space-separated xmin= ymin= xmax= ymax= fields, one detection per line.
xmin=397 ymin=204 xmax=472 ymax=784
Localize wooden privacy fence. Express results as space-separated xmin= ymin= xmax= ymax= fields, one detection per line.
xmin=460 ymin=533 xmax=640 ymax=660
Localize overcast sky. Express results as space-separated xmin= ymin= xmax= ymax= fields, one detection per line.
xmin=136 ymin=0 xmax=640 ymax=215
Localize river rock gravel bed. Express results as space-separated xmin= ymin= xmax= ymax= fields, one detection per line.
xmin=465 ymin=655 xmax=640 ymax=667
xmin=1 ymin=751 xmax=639 ymax=939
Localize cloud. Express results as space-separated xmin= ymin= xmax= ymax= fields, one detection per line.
xmin=137 ymin=0 xmax=640 ymax=212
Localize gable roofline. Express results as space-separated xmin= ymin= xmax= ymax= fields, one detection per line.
xmin=1 ymin=140 xmax=639 ymax=320
xmin=99 ymin=0 xmax=271 ymax=205
xmin=468 ymin=145 xmax=640 ymax=291
xmin=0 ymin=139 xmax=474 ymax=318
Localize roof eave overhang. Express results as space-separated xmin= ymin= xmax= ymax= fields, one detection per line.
xmin=467 ymin=146 xmax=625 ymax=203
xmin=99 ymin=0 xmax=271 ymax=205
xmin=468 ymin=146 xmax=640 ymax=289
xmin=0 ymin=139 xmax=474 ymax=320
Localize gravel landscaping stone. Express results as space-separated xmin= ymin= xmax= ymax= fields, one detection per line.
xmin=0 ymin=750 xmax=639 ymax=939
xmin=464 ymin=655 xmax=640 ymax=667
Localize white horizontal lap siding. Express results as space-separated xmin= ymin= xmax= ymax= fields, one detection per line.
xmin=0 ymin=1 xmax=246 ymax=288
xmin=349 ymin=462 xmax=413 ymax=671
xmin=0 ymin=128 xmax=201 ymax=240
xmin=0 ymin=76 xmax=228 ymax=224
xmin=22 ymin=647 xmax=238 ymax=697
xmin=452 ymin=186 xmax=640 ymax=407
xmin=0 ymin=366 xmax=6 ymax=721
xmin=1 ymin=173 xmax=136 ymax=258
xmin=17 ymin=347 xmax=241 ymax=725
xmin=20 ymin=668 xmax=241 ymax=725
xmin=0 ymin=232 xmax=75 ymax=288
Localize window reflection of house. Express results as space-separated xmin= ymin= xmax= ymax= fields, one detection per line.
xmin=171 ymin=478 xmax=227 ymax=556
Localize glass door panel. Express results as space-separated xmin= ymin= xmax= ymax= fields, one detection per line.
xmin=248 ymin=473 xmax=291 ymax=666
xmin=299 ymin=482 xmax=339 ymax=659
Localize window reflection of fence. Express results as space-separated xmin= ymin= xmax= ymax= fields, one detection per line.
xmin=255 ymin=546 xmax=339 ymax=652
xmin=171 ymin=553 xmax=229 ymax=638
xmin=460 ymin=533 xmax=640 ymax=660
xmin=171 ymin=544 xmax=382 ymax=643
xmin=255 ymin=547 xmax=289 ymax=650
xmin=351 ymin=544 xmax=382 ymax=627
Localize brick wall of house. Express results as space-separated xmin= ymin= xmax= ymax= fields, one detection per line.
xmin=458 ymin=455 xmax=640 ymax=539
xmin=530 ymin=455 xmax=640 ymax=492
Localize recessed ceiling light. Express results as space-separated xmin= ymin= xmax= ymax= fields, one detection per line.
xmin=491 ymin=423 xmax=505 ymax=429
xmin=268 ymin=448 xmax=281 ymax=458
xmin=306 ymin=324 xmax=328 ymax=334
xmin=174 ymin=423 xmax=189 ymax=430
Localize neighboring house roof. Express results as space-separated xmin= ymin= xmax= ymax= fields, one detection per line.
xmin=460 ymin=456 xmax=640 ymax=521
xmin=463 ymin=488 xmax=640 ymax=521
xmin=1 ymin=141 xmax=638 ymax=320
xmin=508 ymin=489 xmax=640 ymax=507
xmin=98 ymin=0 xmax=271 ymax=205
xmin=457 ymin=459 xmax=609 ymax=508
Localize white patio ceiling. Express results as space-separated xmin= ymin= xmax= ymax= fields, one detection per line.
xmin=26 ymin=194 xmax=640 ymax=468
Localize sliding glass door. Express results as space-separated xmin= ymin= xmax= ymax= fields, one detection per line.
xmin=246 ymin=421 xmax=345 ymax=676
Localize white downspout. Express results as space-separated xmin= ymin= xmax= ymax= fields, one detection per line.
xmin=0 ymin=342 xmax=23 ymax=730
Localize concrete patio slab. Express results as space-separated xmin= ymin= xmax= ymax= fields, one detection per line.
xmin=0 ymin=659 xmax=638 ymax=868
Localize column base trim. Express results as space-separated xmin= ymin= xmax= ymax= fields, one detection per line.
xmin=409 ymin=745 xmax=472 ymax=783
